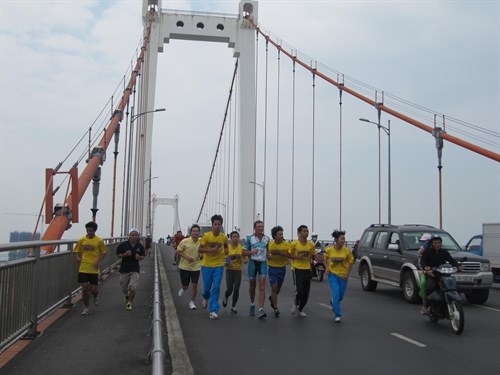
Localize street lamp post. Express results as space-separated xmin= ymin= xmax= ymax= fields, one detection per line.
xmin=359 ymin=118 xmax=391 ymax=224
xmin=249 ymin=181 xmax=265 ymax=223
xmin=123 ymin=107 xmax=165 ymax=234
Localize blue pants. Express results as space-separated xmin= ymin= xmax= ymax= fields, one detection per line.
xmin=328 ymin=273 xmax=348 ymax=317
xmin=201 ymin=266 xmax=224 ymax=313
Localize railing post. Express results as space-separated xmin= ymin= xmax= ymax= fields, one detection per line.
xmin=26 ymin=244 xmax=41 ymax=338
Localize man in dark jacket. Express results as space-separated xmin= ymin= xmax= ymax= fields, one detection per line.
xmin=420 ymin=235 xmax=459 ymax=313
xmin=116 ymin=228 xmax=145 ymax=311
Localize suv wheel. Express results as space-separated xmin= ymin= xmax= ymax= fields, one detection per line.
xmin=464 ymin=289 xmax=489 ymax=305
xmin=402 ymin=271 xmax=420 ymax=304
xmin=360 ymin=263 xmax=377 ymax=291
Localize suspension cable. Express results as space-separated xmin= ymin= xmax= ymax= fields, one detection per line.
xmin=338 ymin=77 xmax=344 ymax=229
xmin=291 ymin=57 xmax=296 ymax=236
xmin=245 ymin=16 xmax=499 ymax=163
xmin=275 ymin=48 xmax=281 ymax=226
xmin=196 ymin=60 xmax=239 ymax=222
xmin=311 ymin=66 xmax=316 ymax=232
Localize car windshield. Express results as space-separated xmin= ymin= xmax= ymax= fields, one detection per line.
xmin=402 ymin=231 xmax=462 ymax=252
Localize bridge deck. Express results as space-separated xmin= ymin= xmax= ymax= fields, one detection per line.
xmin=0 ymin=255 xmax=168 ymax=375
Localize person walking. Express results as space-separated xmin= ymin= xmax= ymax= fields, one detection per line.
xmin=243 ymin=220 xmax=270 ymax=319
xmin=289 ymin=225 xmax=316 ymax=317
xmin=267 ymin=225 xmax=290 ymax=317
xmin=222 ymin=231 xmax=244 ymax=313
xmin=324 ymin=230 xmax=354 ymax=323
xmin=199 ymin=214 xmax=228 ymax=320
xmin=73 ymin=221 xmax=107 ymax=316
xmin=116 ymin=228 xmax=146 ymax=311
xmin=176 ymin=224 xmax=202 ymax=310
xmin=172 ymin=230 xmax=185 ymax=266
xmin=145 ymin=234 xmax=152 ymax=257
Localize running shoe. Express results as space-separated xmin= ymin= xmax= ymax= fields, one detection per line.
xmin=290 ymin=304 xmax=298 ymax=315
xmin=126 ymin=302 xmax=133 ymax=311
xmin=222 ymin=297 xmax=228 ymax=308
xmin=81 ymin=308 xmax=91 ymax=316
xmin=274 ymin=308 xmax=280 ymax=317
xmin=334 ymin=316 xmax=341 ymax=323
xmin=231 ymin=307 xmax=238 ymax=314
xmin=202 ymin=299 xmax=208 ymax=309
xmin=249 ymin=304 xmax=255 ymax=316
xmin=258 ymin=308 xmax=267 ymax=319
xmin=189 ymin=301 xmax=197 ymax=310
xmin=178 ymin=288 xmax=184 ymax=297
xmin=298 ymin=310 xmax=307 ymax=318
xmin=209 ymin=312 xmax=219 ymax=320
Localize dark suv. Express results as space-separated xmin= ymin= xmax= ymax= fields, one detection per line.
xmin=356 ymin=224 xmax=493 ymax=304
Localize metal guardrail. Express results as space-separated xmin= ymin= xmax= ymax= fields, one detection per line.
xmin=0 ymin=238 xmax=122 ymax=353
xmin=149 ymin=244 xmax=166 ymax=375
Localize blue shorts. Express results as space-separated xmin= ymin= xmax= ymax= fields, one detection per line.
xmin=268 ymin=266 xmax=286 ymax=287
xmin=248 ymin=260 xmax=267 ymax=280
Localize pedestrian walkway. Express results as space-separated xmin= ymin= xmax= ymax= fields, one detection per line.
xmin=0 ymin=255 xmax=166 ymax=375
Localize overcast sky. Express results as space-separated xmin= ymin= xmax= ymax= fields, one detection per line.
xmin=1 ymin=0 xmax=499 ymax=246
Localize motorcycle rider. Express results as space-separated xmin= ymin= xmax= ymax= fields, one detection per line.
xmin=420 ymin=235 xmax=461 ymax=314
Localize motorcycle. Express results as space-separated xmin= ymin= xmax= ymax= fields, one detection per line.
xmin=311 ymin=248 xmax=326 ymax=282
xmin=425 ymin=264 xmax=464 ymax=335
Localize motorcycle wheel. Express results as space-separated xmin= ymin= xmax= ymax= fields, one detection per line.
xmin=318 ymin=270 xmax=324 ymax=282
xmin=448 ymin=300 xmax=464 ymax=335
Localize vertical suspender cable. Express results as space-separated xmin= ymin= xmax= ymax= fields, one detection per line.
xmin=311 ymin=67 xmax=316 ymax=231
xmin=291 ymin=57 xmax=296 ymax=236
xmin=231 ymin=66 xmax=239 ymax=230
xmin=263 ymin=37 xmax=269 ymax=224
xmin=110 ymin=77 xmax=125 ymax=237
xmin=275 ymin=49 xmax=281 ymax=225
xmin=338 ymin=77 xmax=344 ymax=229
xmin=252 ymin=30 xmax=259 ymax=222
xmin=120 ymin=98 xmax=130 ymax=236
xmin=226 ymin=96 xmax=232 ymax=227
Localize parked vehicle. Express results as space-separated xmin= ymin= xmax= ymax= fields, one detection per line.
xmin=356 ymin=224 xmax=493 ymax=305
xmin=464 ymin=223 xmax=500 ymax=282
xmin=425 ymin=264 xmax=464 ymax=335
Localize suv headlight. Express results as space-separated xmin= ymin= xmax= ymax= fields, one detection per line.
xmin=480 ymin=263 xmax=491 ymax=272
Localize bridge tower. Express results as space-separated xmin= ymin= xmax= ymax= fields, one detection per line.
xmin=135 ymin=0 xmax=258 ymax=236
xmin=152 ymin=194 xmax=181 ymax=237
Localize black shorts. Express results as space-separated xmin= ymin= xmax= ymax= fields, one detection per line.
xmin=77 ymin=272 xmax=99 ymax=285
xmin=179 ymin=269 xmax=200 ymax=287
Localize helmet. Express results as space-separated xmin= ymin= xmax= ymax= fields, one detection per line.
xmin=430 ymin=234 xmax=442 ymax=242
xmin=311 ymin=232 xmax=318 ymax=238
xmin=420 ymin=233 xmax=431 ymax=241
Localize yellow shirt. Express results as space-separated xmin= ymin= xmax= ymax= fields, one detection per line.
xmin=73 ymin=235 xmax=107 ymax=274
xmin=200 ymin=231 xmax=228 ymax=267
xmin=226 ymin=244 xmax=244 ymax=270
xmin=289 ymin=240 xmax=315 ymax=270
xmin=177 ymin=237 xmax=201 ymax=271
xmin=268 ymin=240 xmax=290 ymax=268
xmin=325 ymin=245 xmax=354 ymax=279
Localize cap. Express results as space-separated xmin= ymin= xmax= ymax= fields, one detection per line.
xmin=420 ymin=233 xmax=431 ymax=241
xmin=129 ymin=228 xmax=139 ymax=235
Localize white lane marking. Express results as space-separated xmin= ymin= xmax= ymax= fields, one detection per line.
xmin=390 ymin=332 xmax=426 ymax=348
xmin=319 ymin=303 xmax=331 ymax=309
xmin=472 ymin=304 xmax=500 ymax=313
